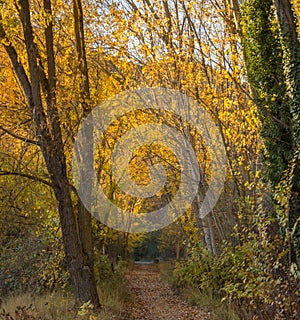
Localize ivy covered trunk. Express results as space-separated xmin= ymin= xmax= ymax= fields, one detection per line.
xmin=240 ymin=0 xmax=300 ymax=265
xmin=274 ymin=0 xmax=300 ymax=266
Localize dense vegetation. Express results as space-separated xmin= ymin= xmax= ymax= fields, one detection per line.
xmin=0 ymin=0 xmax=299 ymax=319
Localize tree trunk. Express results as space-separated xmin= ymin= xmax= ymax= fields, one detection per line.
xmin=73 ymin=0 xmax=100 ymax=293
xmin=0 ymin=0 xmax=100 ymax=307
xmin=274 ymin=0 xmax=300 ymax=265
xmin=240 ymin=0 xmax=300 ymax=266
xmin=202 ymin=214 xmax=216 ymax=254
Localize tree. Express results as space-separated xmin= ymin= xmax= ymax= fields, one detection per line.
xmin=274 ymin=0 xmax=300 ymax=265
xmin=89 ymin=0 xmax=262 ymax=251
xmin=0 ymin=0 xmax=99 ymax=307
xmin=240 ymin=0 xmax=300 ymax=265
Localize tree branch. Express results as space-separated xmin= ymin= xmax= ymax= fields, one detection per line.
xmin=0 ymin=13 xmax=34 ymax=111
xmin=0 ymin=125 xmax=40 ymax=146
xmin=0 ymin=171 xmax=53 ymax=188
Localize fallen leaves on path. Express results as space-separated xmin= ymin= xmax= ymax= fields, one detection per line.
xmin=122 ymin=264 xmax=210 ymax=320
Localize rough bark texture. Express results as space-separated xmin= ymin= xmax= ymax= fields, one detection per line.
xmin=0 ymin=0 xmax=100 ymax=307
xmin=73 ymin=0 xmax=99 ymax=301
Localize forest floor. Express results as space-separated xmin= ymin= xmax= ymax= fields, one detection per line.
xmin=116 ymin=263 xmax=210 ymax=320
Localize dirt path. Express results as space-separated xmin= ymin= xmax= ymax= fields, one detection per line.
xmin=121 ymin=263 xmax=209 ymax=320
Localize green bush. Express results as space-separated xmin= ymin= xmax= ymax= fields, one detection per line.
xmin=93 ymin=254 xmax=130 ymax=310
xmin=0 ymin=234 xmax=70 ymax=297
xmin=173 ymin=235 xmax=300 ymax=319
xmin=93 ymin=254 xmax=127 ymax=283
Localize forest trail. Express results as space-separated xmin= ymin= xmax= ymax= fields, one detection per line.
xmin=120 ymin=263 xmax=209 ymax=320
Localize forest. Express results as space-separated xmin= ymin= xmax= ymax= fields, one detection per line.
xmin=0 ymin=0 xmax=299 ymax=319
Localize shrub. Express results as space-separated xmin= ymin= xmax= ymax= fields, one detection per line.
xmin=0 ymin=234 xmax=70 ymax=297
xmin=173 ymin=231 xmax=300 ymax=319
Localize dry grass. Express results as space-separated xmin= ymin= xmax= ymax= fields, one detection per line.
xmin=179 ymin=287 xmax=241 ymax=320
xmin=0 ymin=292 xmax=74 ymax=319
xmin=97 ymin=279 xmax=131 ymax=311
xmin=0 ymin=256 xmax=130 ymax=320
xmin=0 ymin=285 xmax=128 ymax=320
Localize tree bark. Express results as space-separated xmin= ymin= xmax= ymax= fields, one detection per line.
xmin=73 ymin=0 xmax=99 ymax=297
xmin=0 ymin=0 xmax=100 ymax=307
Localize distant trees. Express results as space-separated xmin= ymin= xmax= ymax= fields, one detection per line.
xmin=92 ymin=0 xmax=262 ymax=251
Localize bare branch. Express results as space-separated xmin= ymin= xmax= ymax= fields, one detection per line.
xmin=0 ymin=171 xmax=52 ymax=188
xmin=0 ymin=125 xmax=40 ymax=146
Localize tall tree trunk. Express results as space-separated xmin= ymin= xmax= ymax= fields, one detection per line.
xmin=73 ymin=0 xmax=99 ymax=294
xmin=274 ymin=0 xmax=300 ymax=265
xmin=240 ymin=0 xmax=299 ymax=265
xmin=0 ymin=0 xmax=100 ymax=307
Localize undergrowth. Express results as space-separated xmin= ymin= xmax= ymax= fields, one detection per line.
xmin=0 ymin=255 xmax=130 ymax=320
xmin=159 ymin=260 xmax=240 ymax=320
xmin=159 ymin=245 xmax=300 ymax=320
